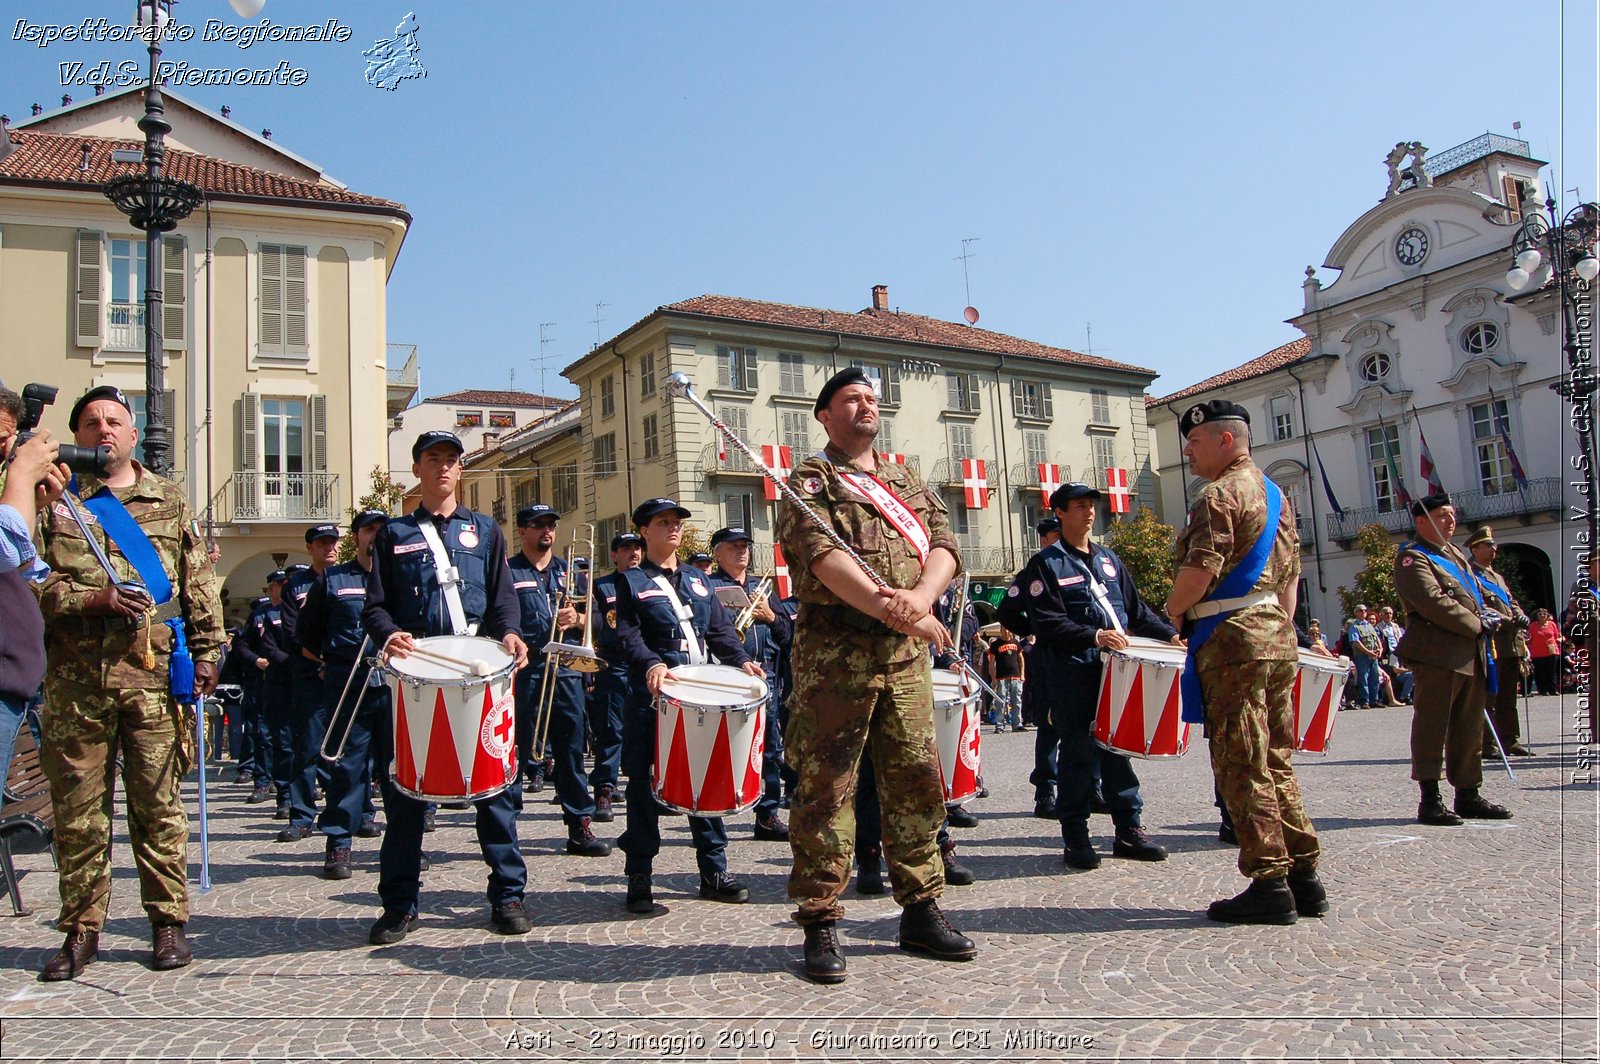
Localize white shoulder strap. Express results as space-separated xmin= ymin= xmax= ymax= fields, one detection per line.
xmin=417 ymin=518 xmax=469 ymax=636
xmin=649 ymin=572 xmax=707 ymax=665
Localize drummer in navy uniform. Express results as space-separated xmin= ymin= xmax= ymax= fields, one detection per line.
xmin=611 ymin=497 xmax=765 ymax=914
xmin=707 ymin=525 xmax=792 ymax=841
xmin=297 ymin=509 xmax=390 ymax=880
xmin=230 ymin=594 xmax=271 ymax=795
xmin=277 ymin=525 xmax=342 ymax=843
xmin=1002 ymin=483 xmax=1178 ymax=871
xmin=362 ymin=430 xmax=531 ymax=944
xmin=507 ymin=503 xmax=610 ymax=858
xmin=587 ymin=531 xmax=642 ymax=823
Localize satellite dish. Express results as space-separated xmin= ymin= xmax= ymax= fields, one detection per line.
xmin=963 ymin=306 xmax=980 ymax=325
xmin=229 ymin=0 xmax=267 ymax=18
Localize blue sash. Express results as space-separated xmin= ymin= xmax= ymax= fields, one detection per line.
xmin=1474 ymin=568 xmax=1513 ymax=613
xmin=1403 ymin=541 xmax=1498 ymax=695
xmin=1180 ymin=478 xmax=1282 ymax=723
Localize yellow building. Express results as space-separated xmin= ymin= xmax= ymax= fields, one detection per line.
xmin=0 ymin=87 xmax=409 ymax=622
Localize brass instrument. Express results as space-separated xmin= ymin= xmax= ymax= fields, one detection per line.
xmin=531 ymin=523 xmax=606 ymax=760
xmin=734 ymin=572 xmax=774 ymax=637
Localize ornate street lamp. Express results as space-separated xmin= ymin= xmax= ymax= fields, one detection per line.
xmin=1506 ymin=197 xmax=1600 ymax=555
xmin=103 ymin=0 xmax=202 ymax=478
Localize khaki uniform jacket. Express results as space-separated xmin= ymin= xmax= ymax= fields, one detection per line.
xmin=1394 ymin=540 xmax=1484 ymax=676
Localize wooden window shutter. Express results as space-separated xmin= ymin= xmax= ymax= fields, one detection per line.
xmin=966 ymin=372 xmax=980 ymax=411
xmin=1501 ymin=175 xmax=1522 ymax=221
xmin=743 ymin=347 xmax=758 ymax=391
xmin=162 ymin=235 xmax=187 ymax=349
xmin=284 ymin=247 xmax=307 ymax=351
xmin=259 ymin=244 xmax=283 ymax=352
xmin=310 ymin=394 xmax=328 ymax=472
xmin=234 ymin=393 xmax=260 ymax=514
xmin=75 ymin=229 xmax=104 ymax=348
xmin=885 ymin=364 xmax=901 ymax=405
xmin=1009 ymin=377 xmax=1023 ymax=416
xmin=1040 ymin=382 xmax=1054 ymax=420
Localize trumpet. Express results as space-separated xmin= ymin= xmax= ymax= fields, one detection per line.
xmin=531 ymin=523 xmax=606 ymax=760
xmin=734 ymin=572 xmax=774 ymax=637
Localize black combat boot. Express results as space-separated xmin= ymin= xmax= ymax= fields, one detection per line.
xmin=1062 ymin=823 xmax=1101 ymax=870
xmin=1112 ymin=824 xmax=1167 ymax=861
xmin=1417 ymin=780 xmax=1463 ymax=826
xmin=565 ymin=815 xmax=612 ymax=857
xmin=940 ymin=842 xmax=976 ymax=886
xmin=855 ymin=845 xmax=885 ymax=896
xmin=898 ymin=899 xmax=976 ymax=960
xmin=802 ymin=921 xmax=847 ymax=984
xmin=1206 ymin=876 xmax=1298 ymax=925
xmin=1287 ymin=867 xmax=1329 ymax=917
xmin=1454 ymin=788 xmax=1512 ymax=820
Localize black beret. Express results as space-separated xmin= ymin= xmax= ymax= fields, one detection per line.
xmin=69 ymin=385 xmax=133 ymax=431
xmin=814 ymin=367 xmax=873 ymax=416
xmin=1178 ymin=399 xmax=1252 ymax=438
xmin=517 ymin=503 xmax=558 ymax=526
xmin=304 ymin=523 xmax=340 ymax=544
xmin=412 ymin=430 xmax=465 ymax=462
xmin=1409 ymin=491 xmax=1453 ymax=517
xmin=1049 ymin=483 xmax=1101 ymax=509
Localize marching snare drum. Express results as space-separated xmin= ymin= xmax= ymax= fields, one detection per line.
xmin=653 ymin=664 xmax=768 ymax=817
xmin=1293 ymin=649 xmax=1350 ymax=755
xmin=931 ymin=667 xmax=982 ymax=804
xmin=1093 ymin=637 xmax=1190 ymax=759
xmin=384 ymin=635 xmax=518 ymax=803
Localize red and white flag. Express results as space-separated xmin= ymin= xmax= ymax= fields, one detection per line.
xmin=1105 ymin=467 xmax=1131 ymax=513
xmin=961 ymin=458 xmax=989 ymax=509
xmin=773 ymin=543 xmax=791 ymax=600
xmin=879 ymin=452 xmax=908 ymax=465
xmin=1037 ymin=462 xmax=1063 ymax=508
xmin=760 ymin=445 xmax=794 ymax=501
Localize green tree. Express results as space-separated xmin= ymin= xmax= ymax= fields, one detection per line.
xmin=676 ymin=523 xmax=710 ymax=563
xmin=1104 ymin=506 xmax=1176 ymax=607
xmin=1336 ymin=523 xmax=1401 ymax=619
xmin=337 ymin=466 xmax=405 ymax=563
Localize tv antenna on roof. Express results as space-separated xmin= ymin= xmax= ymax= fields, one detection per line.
xmin=592 ymin=302 xmax=609 ymax=349
xmin=536 ymin=322 xmax=557 ymax=397
xmin=957 ymin=237 xmax=980 ymax=325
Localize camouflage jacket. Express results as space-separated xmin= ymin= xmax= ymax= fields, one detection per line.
xmin=39 ymin=463 xmax=224 ymax=691
xmin=1173 ymin=454 xmax=1300 ymax=669
xmin=777 ymin=444 xmax=960 ymax=667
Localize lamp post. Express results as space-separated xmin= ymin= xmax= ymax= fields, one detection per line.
xmin=103 ymin=0 xmax=202 ymax=478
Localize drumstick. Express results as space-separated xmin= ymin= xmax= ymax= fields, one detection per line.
xmin=406 ymin=645 xmax=493 ymax=676
xmin=665 ymin=674 xmax=765 ymax=697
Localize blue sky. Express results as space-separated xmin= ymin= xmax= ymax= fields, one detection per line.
xmin=7 ymin=1 xmax=1596 ymax=401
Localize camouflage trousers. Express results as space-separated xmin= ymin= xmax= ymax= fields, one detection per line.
xmin=785 ymin=642 xmax=945 ymax=924
xmin=1201 ymin=659 xmax=1319 ymax=880
xmin=39 ymin=675 xmax=190 ymax=932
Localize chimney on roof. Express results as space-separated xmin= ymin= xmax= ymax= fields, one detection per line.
xmin=31 ymin=103 xmax=42 ymax=116
xmin=261 ymin=128 xmax=272 ymax=139
xmin=61 ymin=95 xmax=71 ymax=107
xmin=870 ymin=284 xmax=888 ymax=312
xmin=79 ymin=144 xmax=91 ymax=171
xmin=94 ymin=85 xmax=106 ymax=97
xmin=221 ymin=105 xmax=230 ymax=118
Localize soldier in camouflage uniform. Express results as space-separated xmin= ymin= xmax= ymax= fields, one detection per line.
xmin=36 ymin=387 xmax=223 ymax=981
xmin=778 ymin=367 xmax=976 ymax=984
xmin=1166 ymin=399 xmax=1324 ymax=926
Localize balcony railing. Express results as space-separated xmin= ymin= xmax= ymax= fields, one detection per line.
xmin=107 ymin=302 xmax=144 ymax=350
xmin=227 ymin=471 xmax=341 ymax=522
xmin=1326 ymin=476 xmax=1564 ymax=542
xmin=697 ymin=442 xmax=764 ymax=478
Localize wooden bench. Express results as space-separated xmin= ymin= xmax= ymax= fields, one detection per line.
xmin=1 ymin=722 xmax=55 ymax=916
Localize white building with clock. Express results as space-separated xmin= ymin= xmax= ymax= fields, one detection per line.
xmin=1149 ymin=132 xmax=1580 ymax=625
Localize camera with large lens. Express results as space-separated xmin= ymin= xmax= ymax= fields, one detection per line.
xmin=12 ymin=384 xmax=111 ymax=479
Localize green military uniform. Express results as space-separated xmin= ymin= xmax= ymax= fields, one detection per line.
xmin=38 ymin=464 xmax=223 ymax=933
xmin=777 ymin=444 xmax=958 ymax=923
xmin=1394 ymin=538 xmax=1489 ymax=791
xmin=1465 ymin=530 xmax=1529 ymax=752
xmin=1174 ymin=453 xmax=1319 ymax=881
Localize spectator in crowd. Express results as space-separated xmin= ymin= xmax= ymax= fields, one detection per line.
xmin=1527 ymin=608 xmax=1564 ymax=695
xmin=1374 ymin=606 xmax=1413 ymax=705
xmin=1305 ymin=619 xmax=1331 ymax=655
xmin=1343 ymin=605 xmax=1384 ymax=708
xmin=986 ymin=627 xmax=1026 ymax=733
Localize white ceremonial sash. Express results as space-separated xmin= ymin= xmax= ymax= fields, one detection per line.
xmin=417 ymin=519 xmax=470 ymax=636
xmin=834 ymin=469 xmax=931 ymax=563
xmin=649 ymin=572 xmax=708 ymax=666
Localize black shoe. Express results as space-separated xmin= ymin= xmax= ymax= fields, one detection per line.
xmin=274 ymin=803 xmax=289 ymax=820
xmin=1418 ymin=780 xmax=1463 ymax=826
xmin=39 ymin=930 xmax=98 ymax=982
xmin=356 ymin=817 xmax=383 ymax=838
xmin=246 ymin=786 xmax=271 ymax=804
xmin=1508 ymin=743 xmax=1534 ymax=757
xmin=418 ymin=852 xmax=430 ymax=872
xmin=1206 ymin=876 xmax=1298 ymax=925
xmin=151 ymin=924 xmax=193 ymax=971
xmin=802 ymin=921 xmax=847 ymax=984
xmin=565 ymin=816 xmax=612 ymax=857
xmin=1455 ymin=789 xmax=1512 ymax=820
xmin=528 ymin=764 xmax=547 ymax=794
xmin=276 ymin=823 xmax=313 ymax=843
xmin=754 ymin=812 xmax=790 ymax=841
xmin=324 ymin=847 xmax=352 ymax=880
xmin=592 ymin=786 xmax=615 ymax=823
xmin=1112 ymin=825 xmax=1167 ymax=862
xmin=898 ymin=899 xmax=976 ymax=961
xmin=1033 ymin=796 xmax=1058 ymax=819
xmin=1288 ymin=868 xmax=1328 ymax=917
xmin=491 ymin=900 xmax=532 ymax=935
xmin=1063 ymin=833 xmax=1101 ymax=870
xmin=368 ymin=909 xmax=418 ymax=945
xmin=941 ymin=844 xmax=976 ymax=886
xmin=856 ymin=846 xmax=885 ymax=896
xmin=1089 ymin=789 xmax=1110 ymax=815
xmin=421 ymin=808 xmax=437 ymax=833
xmin=625 ymin=873 xmax=655 ymax=913
xmin=1218 ymin=821 xmax=1239 ymax=845
xmin=945 ymin=805 xmax=979 ymax=829
xmin=699 ymin=871 xmax=750 ymax=904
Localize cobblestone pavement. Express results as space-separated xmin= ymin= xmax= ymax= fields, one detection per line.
xmin=0 ymin=694 xmax=1594 ymax=1062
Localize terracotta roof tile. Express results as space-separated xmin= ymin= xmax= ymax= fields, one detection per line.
xmin=426 ymin=389 xmax=567 ymax=408
xmin=0 ymin=130 xmax=406 ymax=216
xmin=1150 ymin=337 xmax=1313 ymax=407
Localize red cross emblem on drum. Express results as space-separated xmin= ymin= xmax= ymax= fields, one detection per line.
xmin=932 ymin=668 xmax=981 ymax=802
xmin=385 ymin=636 xmax=517 ymax=802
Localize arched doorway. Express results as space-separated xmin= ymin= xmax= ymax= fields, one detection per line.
xmin=1497 ymin=542 xmax=1555 ymax=616
xmin=218 ymin=550 xmax=289 ymax=629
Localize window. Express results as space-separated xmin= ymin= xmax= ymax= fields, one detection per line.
xmin=877 ymin=416 xmax=894 ymax=454
xmin=1366 ymin=424 xmax=1404 ymax=512
xmin=1090 ymin=388 xmax=1110 ymax=423
xmin=642 ymin=413 xmax=660 ymax=460
xmin=850 ymin=360 xmax=901 ymax=405
xmin=946 ymin=372 xmax=980 ymax=413
xmin=1461 ymin=322 xmax=1500 ymax=355
xmin=455 ymin=410 xmax=483 ymax=428
xmin=599 ymin=375 xmax=615 ymax=419
xmin=1019 ymin=502 xmax=1047 ymax=547
xmin=778 ymin=351 xmax=806 ymax=396
xmin=948 ymin=424 xmax=975 ymax=461
xmin=1270 ymin=394 xmax=1295 ymax=441
xmin=107 ymin=238 xmax=148 ymax=350
xmin=259 ymin=243 xmax=308 ymax=357
xmin=593 ymin=432 xmax=618 ymax=477
xmin=638 ymin=351 xmax=656 ymax=398
xmin=1277 ymin=479 xmax=1307 ymax=538
xmin=514 ymin=478 xmax=537 ymax=511
xmin=717 ymin=405 xmax=752 ymax=470
xmin=722 ymin=491 xmax=754 ymax=532
xmin=946 ymin=495 xmax=975 ymax=546
xmin=489 ymin=410 xmax=515 ymax=429
xmin=247 ymin=395 xmax=326 ymax=518
xmin=129 ymin=390 xmax=175 ymax=444
xmin=780 ymin=410 xmax=812 ymax=453
xmin=1092 ymin=435 xmax=1116 ymax=483
xmin=1471 ymin=399 xmax=1517 ymax=496
xmin=1011 ymin=378 xmax=1054 ymax=420
xmin=1358 ymin=352 xmax=1391 ymax=383
xmin=1023 ymin=430 xmax=1049 ymax=469
xmin=552 ymin=464 xmax=578 ymax=514
xmin=717 ymin=345 xmax=758 ymax=391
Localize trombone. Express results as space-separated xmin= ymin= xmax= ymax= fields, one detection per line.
xmin=734 ymin=572 xmax=774 ymax=638
xmin=531 ymin=523 xmax=606 ymax=760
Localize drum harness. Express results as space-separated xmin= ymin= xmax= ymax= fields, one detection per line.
xmin=417 ymin=517 xmax=475 ymax=637
xmin=648 ymin=570 xmax=708 ymax=666
xmin=1053 ymin=542 xmax=1125 ymax=635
